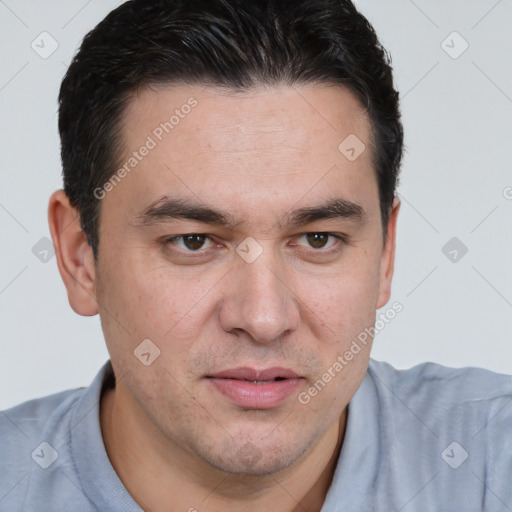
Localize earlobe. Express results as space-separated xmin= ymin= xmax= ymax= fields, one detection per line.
xmin=375 ymin=197 xmax=400 ymax=310
xmin=48 ymin=190 xmax=99 ymax=316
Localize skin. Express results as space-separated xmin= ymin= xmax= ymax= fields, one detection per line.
xmin=48 ymin=83 xmax=400 ymax=511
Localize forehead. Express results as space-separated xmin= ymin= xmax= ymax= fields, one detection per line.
xmin=121 ymin=82 xmax=372 ymax=153
xmin=107 ymin=83 xmax=378 ymax=228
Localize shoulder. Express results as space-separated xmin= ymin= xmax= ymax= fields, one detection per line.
xmin=363 ymin=359 xmax=512 ymax=508
xmin=1 ymin=387 xmax=86 ymax=439
xmin=0 ymin=386 xmax=87 ymax=469
xmin=367 ymin=359 xmax=512 ymax=470
xmin=1 ymin=360 xmax=112 ymax=444
xmin=368 ymin=358 xmax=512 ymax=403
xmin=0 ymin=387 xmax=88 ymax=510
xmin=0 ymin=361 xmax=114 ymax=512
xmin=367 ymin=358 xmax=512 ymax=427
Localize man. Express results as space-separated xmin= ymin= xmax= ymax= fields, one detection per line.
xmin=1 ymin=0 xmax=510 ymax=511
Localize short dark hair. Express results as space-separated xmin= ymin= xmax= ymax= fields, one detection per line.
xmin=59 ymin=0 xmax=403 ymax=261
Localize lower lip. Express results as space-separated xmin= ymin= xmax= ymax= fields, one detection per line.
xmin=208 ymin=378 xmax=303 ymax=409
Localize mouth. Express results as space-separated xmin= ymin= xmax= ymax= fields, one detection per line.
xmin=206 ymin=367 xmax=304 ymax=409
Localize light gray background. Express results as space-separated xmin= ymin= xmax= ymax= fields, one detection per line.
xmin=1 ymin=0 xmax=511 ymax=409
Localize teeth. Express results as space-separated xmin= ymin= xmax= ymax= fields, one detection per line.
xmin=247 ymin=379 xmax=284 ymax=383
xmin=239 ymin=378 xmax=287 ymax=383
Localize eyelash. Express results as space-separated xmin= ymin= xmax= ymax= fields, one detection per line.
xmin=161 ymin=232 xmax=348 ymax=255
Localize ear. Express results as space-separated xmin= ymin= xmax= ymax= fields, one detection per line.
xmin=376 ymin=197 xmax=400 ymax=309
xmin=48 ymin=190 xmax=98 ymax=316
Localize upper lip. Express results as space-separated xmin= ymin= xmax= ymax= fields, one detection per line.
xmin=208 ymin=367 xmax=301 ymax=381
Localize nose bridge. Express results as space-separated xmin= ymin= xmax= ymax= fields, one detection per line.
xmin=220 ymin=242 xmax=299 ymax=343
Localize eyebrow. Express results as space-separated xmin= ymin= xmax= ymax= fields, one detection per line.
xmin=132 ymin=195 xmax=365 ymax=229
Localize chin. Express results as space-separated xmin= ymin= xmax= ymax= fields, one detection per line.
xmin=198 ymin=437 xmax=309 ymax=476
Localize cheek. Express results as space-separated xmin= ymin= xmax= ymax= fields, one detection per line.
xmin=295 ymin=250 xmax=380 ymax=334
xmin=98 ymin=254 xmax=224 ymax=346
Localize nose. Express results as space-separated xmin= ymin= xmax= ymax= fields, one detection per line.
xmin=219 ymin=248 xmax=301 ymax=345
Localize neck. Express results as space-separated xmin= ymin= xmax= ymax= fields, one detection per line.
xmin=100 ymin=381 xmax=346 ymax=512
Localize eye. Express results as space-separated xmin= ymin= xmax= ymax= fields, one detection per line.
xmin=295 ymin=233 xmax=344 ymax=250
xmin=165 ymin=234 xmax=215 ymax=252
xmin=162 ymin=232 xmax=346 ymax=257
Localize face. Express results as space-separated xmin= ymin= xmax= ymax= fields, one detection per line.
xmin=90 ymin=83 xmax=396 ymax=475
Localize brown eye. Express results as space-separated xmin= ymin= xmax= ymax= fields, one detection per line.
xmin=165 ymin=234 xmax=214 ymax=252
xmin=182 ymin=234 xmax=207 ymax=250
xmin=305 ymin=233 xmax=330 ymax=249
xmin=294 ymin=233 xmax=345 ymax=252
